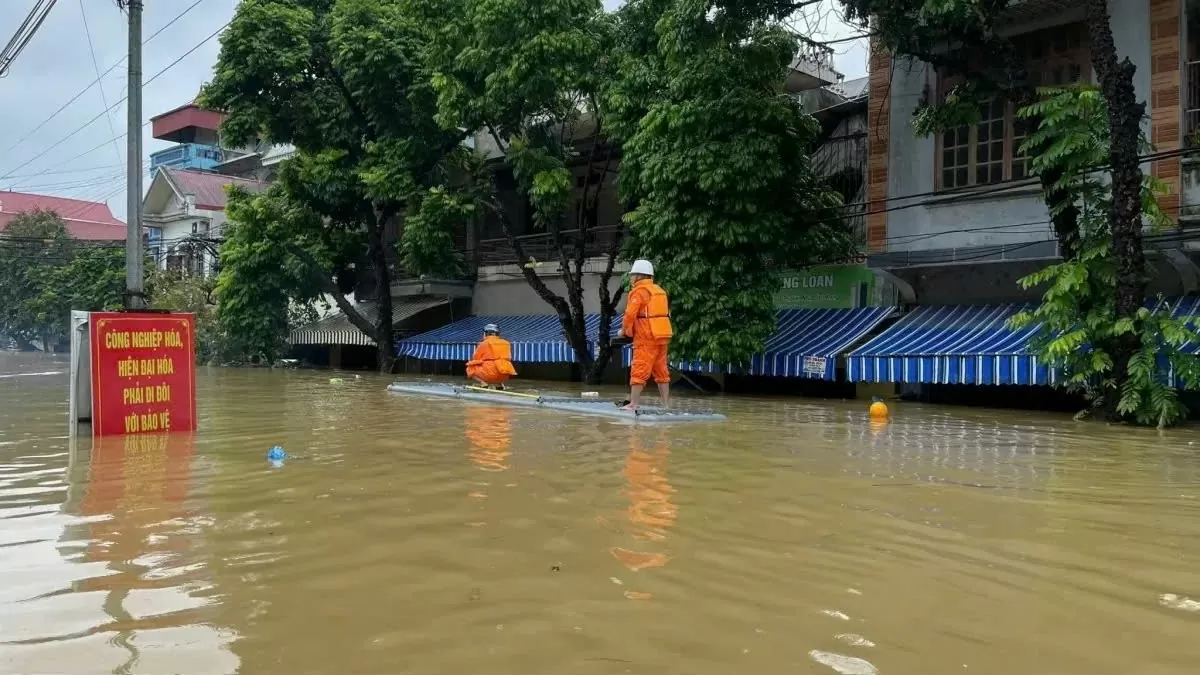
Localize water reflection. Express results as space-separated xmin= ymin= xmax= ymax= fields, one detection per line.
xmin=465 ymin=406 xmax=512 ymax=473
xmin=0 ymin=366 xmax=237 ymax=674
xmin=3 ymin=355 xmax=1200 ymax=674
xmin=610 ymin=430 xmax=675 ymax=576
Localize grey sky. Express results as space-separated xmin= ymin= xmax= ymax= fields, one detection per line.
xmin=0 ymin=0 xmax=865 ymax=222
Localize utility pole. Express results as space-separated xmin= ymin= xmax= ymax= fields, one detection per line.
xmin=120 ymin=0 xmax=144 ymax=309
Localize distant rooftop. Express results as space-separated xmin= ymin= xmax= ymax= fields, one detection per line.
xmin=0 ymin=191 xmax=125 ymax=241
xmin=161 ymin=168 xmax=269 ymax=211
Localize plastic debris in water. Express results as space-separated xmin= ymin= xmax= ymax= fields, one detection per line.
xmin=330 ymin=377 xmax=343 ymax=384
xmin=267 ymin=446 xmax=286 ymax=461
xmin=1160 ymin=593 xmax=1200 ymax=612
xmin=809 ymin=650 xmax=878 ymax=675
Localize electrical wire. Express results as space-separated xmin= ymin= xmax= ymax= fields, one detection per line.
xmin=0 ymin=0 xmax=59 ymax=78
xmin=77 ymin=0 xmax=122 ymax=167
xmin=0 ymin=0 xmax=209 ymax=158
xmin=0 ymin=18 xmax=231 ymax=182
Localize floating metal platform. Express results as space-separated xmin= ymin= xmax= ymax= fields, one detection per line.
xmin=386 ymin=382 xmax=726 ymax=424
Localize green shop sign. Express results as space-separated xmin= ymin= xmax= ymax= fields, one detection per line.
xmin=774 ymin=264 xmax=877 ymax=309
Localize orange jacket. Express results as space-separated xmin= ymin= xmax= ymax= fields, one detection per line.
xmin=622 ymin=279 xmax=673 ymax=341
xmin=467 ymin=335 xmax=518 ymax=375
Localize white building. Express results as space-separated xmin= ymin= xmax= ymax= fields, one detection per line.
xmin=142 ymin=167 xmax=268 ymax=276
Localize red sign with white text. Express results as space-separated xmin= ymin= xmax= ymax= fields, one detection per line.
xmin=89 ymin=312 xmax=197 ymax=436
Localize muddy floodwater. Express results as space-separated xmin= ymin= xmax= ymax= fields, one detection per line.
xmin=3 ymin=351 xmax=1200 ymax=674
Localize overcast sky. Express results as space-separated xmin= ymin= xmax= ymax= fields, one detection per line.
xmin=0 ymin=0 xmax=866 ymax=222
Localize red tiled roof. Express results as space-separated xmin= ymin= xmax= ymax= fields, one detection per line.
xmin=165 ymin=168 xmax=268 ymax=211
xmin=0 ymin=191 xmax=125 ymax=241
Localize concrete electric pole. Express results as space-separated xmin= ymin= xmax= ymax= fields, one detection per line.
xmin=118 ymin=0 xmax=144 ymax=309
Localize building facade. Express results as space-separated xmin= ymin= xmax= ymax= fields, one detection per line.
xmin=865 ymin=0 xmax=1198 ymax=306
xmin=142 ymin=167 xmax=267 ymax=276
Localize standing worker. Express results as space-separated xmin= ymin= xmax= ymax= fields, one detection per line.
xmin=466 ymin=324 xmax=517 ymax=390
xmin=619 ymin=260 xmax=672 ymax=410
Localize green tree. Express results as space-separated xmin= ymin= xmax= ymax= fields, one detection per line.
xmin=216 ymin=184 xmax=337 ymax=364
xmin=0 ymin=210 xmax=124 ymax=351
xmin=201 ymin=0 xmax=468 ymax=371
xmin=1009 ymin=86 xmax=1200 ymax=427
xmin=409 ymin=0 xmax=627 ymax=381
xmin=840 ymin=0 xmax=1158 ymax=423
xmin=604 ymin=0 xmax=854 ymax=363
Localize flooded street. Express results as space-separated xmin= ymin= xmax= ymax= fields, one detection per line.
xmin=2 ymin=352 xmax=1200 ymax=674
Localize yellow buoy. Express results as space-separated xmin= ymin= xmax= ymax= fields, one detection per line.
xmin=869 ymin=397 xmax=889 ymax=420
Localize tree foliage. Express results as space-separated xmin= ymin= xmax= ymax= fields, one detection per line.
xmin=607 ymin=0 xmax=854 ymax=363
xmin=216 ymin=184 xmax=335 ymax=364
xmin=204 ymin=0 xmax=862 ymax=379
xmin=408 ymin=0 xmax=628 ymax=382
xmin=1008 ymin=86 xmax=1200 ymax=427
xmin=202 ymin=0 xmax=469 ymax=371
xmin=0 ymin=210 xmax=125 ymax=351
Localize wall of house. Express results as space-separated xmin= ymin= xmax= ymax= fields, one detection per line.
xmin=472 ymin=259 xmax=627 ymax=316
xmin=151 ymin=188 xmax=228 ymax=275
xmin=890 ymin=256 xmax=1185 ymax=305
xmin=880 ymin=0 xmax=1153 ymax=254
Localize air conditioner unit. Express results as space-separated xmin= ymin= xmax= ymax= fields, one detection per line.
xmin=192 ymin=220 xmax=210 ymax=235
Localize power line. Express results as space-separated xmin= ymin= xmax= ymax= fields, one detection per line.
xmin=0 ymin=0 xmax=59 ymax=78
xmin=0 ymin=0 xmax=209 ymax=160
xmin=0 ymin=18 xmax=231 ymax=183
xmin=78 ymin=0 xmax=123 ymax=166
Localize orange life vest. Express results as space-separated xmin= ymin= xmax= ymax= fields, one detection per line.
xmin=482 ymin=336 xmax=518 ymax=375
xmin=637 ymin=282 xmax=673 ymax=339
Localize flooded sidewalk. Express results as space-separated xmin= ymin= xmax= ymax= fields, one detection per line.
xmin=2 ymin=352 xmax=1200 ymax=674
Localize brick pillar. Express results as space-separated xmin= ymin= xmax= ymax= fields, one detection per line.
xmin=866 ymin=42 xmax=892 ymax=252
xmin=1150 ymin=0 xmax=1183 ymax=221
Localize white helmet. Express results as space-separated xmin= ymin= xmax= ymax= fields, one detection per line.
xmin=630 ymin=259 xmax=654 ymax=276
xmin=483 ymin=323 xmax=499 ymax=334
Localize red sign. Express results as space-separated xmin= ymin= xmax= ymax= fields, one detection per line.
xmin=89 ymin=312 xmax=197 ymax=436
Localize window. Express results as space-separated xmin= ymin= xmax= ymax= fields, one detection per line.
xmin=936 ymin=23 xmax=1090 ymax=190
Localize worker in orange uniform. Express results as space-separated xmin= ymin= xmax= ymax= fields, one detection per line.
xmin=618 ymin=259 xmax=672 ymax=410
xmin=466 ymin=323 xmax=517 ymax=390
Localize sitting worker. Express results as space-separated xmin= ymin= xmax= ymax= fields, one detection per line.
xmin=466 ymin=323 xmax=518 ymax=390
xmin=618 ymin=259 xmax=672 ymax=410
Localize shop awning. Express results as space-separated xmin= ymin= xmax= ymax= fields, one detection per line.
xmin=398 ymin=314 xmax=607 ymax=363
xmin=620 ymin=307 xmax=896 ymax=380
xmin=849 ymin=298 xmax=1200 ymax=387
xmin=289 ymin=297 xmax=449 ymax=347
xmin=1158 ymin=296 xmax=1200 ymax=387
xmin=846 ymin=304 xmax=1051 ymax=385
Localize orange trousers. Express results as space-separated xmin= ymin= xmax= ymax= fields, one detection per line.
xmin=629 ymin=339 xmax=671 ymax=386
xmin=467 ymin=362 xmax=513 ymax=385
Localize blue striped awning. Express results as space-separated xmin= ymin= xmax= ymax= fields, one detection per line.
xmin=1156 ymin=296 xmax=1200 ymax=387
xmin=619 ymin=307 xmax=895 ymax=380
xmin=846 ymin=304 xmax=1053 ymax=385
xmin=398 ymin=314 xmax=611 ymax=363
xmin=849 ymin=298 xmax=1200 ymax=388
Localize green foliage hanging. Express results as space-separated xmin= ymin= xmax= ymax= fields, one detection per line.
xmin=607 ymin=0 xmax=854 ymax=364
xmin=1008 ymin=86 xmax=1200 ymax=427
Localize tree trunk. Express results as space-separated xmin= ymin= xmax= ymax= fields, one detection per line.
xmin=1084 ymin=0 xmax=1148 ymax=420
xmin=368 ymin=209 xmax=396 ymax=374
xmin=1041 ymin=168 xmax=1082 ymax=261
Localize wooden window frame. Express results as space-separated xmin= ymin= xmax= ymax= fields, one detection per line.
xmin=935 ymin=22 xmax=1092 ymax=191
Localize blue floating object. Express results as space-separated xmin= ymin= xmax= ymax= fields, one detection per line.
xmin=267 ymin=446 xmax=286 ymax=461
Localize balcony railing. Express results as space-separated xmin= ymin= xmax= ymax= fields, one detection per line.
xmin=794 ymin=36 xmax=835 ymax=71
xmin=474 ymin=226 xmax=622 ymax=268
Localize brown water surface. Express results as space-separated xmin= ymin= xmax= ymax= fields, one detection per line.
xmin=2 ymin=352 xmax=1199 ymax=674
